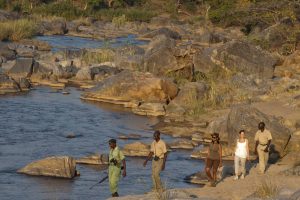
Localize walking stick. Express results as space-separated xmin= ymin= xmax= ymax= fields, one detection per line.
xmin=89 ymin=175 xmax=109 ymax=190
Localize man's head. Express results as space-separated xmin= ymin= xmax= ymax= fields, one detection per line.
xmin=258 ymin=122 xmax=265 ymax=131
xmin=109 ymin=139 xmax=117 ymax=149
xmin=153 ymin=130 xmax=160 ymax=142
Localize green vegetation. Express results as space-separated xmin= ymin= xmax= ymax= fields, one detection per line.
xmin=0 ymin=19 xmax=37 ymax=41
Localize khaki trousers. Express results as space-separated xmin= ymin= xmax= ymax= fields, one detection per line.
xmin=234 ymin=156 xmax=246 ymax=175
xmin=257 ymin=145 xmax=269 ymax=173
xmin=152 ymin=159 xmax=163 ymax=191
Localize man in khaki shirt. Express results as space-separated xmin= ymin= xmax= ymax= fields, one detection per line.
xmin=143 ymin=131 xmax=167 ymax=192
xmin=254 ymin=122 xmax=272 ymax=174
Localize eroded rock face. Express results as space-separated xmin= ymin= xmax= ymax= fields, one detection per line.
xmin=18 ymin=156 xmax=77 ymax=178
xmin=122 ymin=142 xmax=150 ymax=157
xmin=227 ymin=105 xmax=291 ymax=155
xmin=193 ymin=40 xmax=279 ymax=79
xmin=81 ymin=70 xmax=178 ymax=106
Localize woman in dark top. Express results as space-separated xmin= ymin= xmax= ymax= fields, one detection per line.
xmin=205 ymin=132 xmax=222 ymax=187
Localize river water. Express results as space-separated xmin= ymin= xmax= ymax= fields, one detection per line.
xmin=0 ymin=35 xmax=202 ymax=200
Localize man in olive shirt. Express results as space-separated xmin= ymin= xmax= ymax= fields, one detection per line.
xmin=143 ymin=131 xmax=167 ymax=192
xmin=108 ymin=139 xmax=126 ymax=197
xmin=254 ymin=122 xmax=272 ymax=174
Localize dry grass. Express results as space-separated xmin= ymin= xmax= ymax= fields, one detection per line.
xmin=0 ymin=19 xmax=37 ymax=41
xmin=81 ymin=49 xmax=115 ymax=65
xmin=112 ymin=14 xmax=127 ymax=28
xmin=254 ymin=179 xmax=279 ymax=199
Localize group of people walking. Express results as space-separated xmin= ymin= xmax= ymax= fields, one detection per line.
xmin=106 ymin=122 xmax=272 ymax=197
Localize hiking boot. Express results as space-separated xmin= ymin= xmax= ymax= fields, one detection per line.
xmin=240 ymin=174 xmax=245 ymax=179
xmin=233 ymin=175 xmax=239 ymax=180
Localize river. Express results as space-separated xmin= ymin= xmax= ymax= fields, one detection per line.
xmin=0 ymin=35 xmax=202 ymax=200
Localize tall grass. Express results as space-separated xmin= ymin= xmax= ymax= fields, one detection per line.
xmin=81 ymin=49 xmax=115 ymax=65
xmin=0 ymin=19 xmax=37 ymax=41
xmin=254 ymin=180 xmax=279 ymax=199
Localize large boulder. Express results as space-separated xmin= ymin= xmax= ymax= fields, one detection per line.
xmin=81 ymin=70 xmax=178 ymax=106
xmin=227 ymin=105 xmax=291 ymax=155
xmin=18 ymin=156 xmax=78 ymax=178
xmin=38 ymin=19 xmax=68 ymax=35
xmin=193 ymin=41 xmax=279 ymax=79
xmin=166 ymin=82 xmax=207 ymax=117
xmin=143 ymin=35 xmax=182 ymax=76
xmin=18 ymin=39 xmax=51 ymax=51
xmin=122 ymin=142 xmax=150 ymax=157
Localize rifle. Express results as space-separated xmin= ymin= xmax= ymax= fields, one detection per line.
xmin=89 ymin=175 xmax=109 ymax=190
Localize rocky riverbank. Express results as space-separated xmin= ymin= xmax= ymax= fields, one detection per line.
xmin=1 ymin=7 xmax=300 ymax=199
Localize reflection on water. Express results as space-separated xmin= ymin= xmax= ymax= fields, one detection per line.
xmin=0 ymin=87 xmax=202 ymax=200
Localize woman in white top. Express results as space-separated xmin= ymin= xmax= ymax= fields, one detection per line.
xmin=234 ymin=130 xmax=250 ymax=180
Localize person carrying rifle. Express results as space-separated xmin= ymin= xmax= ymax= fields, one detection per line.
xmin=108 ymin=139 xmax=126 ymax=197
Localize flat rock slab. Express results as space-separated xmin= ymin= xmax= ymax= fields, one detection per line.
xmin=18 ymin=156 xmax=77 ymax=178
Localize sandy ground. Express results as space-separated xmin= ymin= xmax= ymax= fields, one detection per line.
xmin=182 ymin=162 xmax=300 ymax=200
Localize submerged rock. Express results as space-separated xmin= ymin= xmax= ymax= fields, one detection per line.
xmin=168 ymin=139 xmax=197 ymax=150
xmin=76 ymin=154 xmax=109 ymax=165
xmin=118 ymin=134 xmax=142 ymax=140
xmin=122 ymin=142 xmax=150 ymax=157
xmin=18 ymin=156 xmax=78 ymax=178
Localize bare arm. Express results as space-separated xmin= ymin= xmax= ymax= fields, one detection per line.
xmin=143 ymin=152 xmax=153 ymax=167
xmin=162 ymin=152 xmax=168 ymax=171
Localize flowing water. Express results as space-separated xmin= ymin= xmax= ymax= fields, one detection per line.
xmin=0 ymin=35 xmax=203 ymax=200
xmin=35 ymin=35 xmax=148 ymax=52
